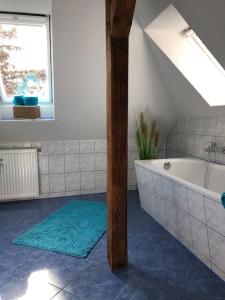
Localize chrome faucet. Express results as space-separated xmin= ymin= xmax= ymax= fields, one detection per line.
xmin=204 ymin=142 xmax=218 ymax=153
xmin=0 ymin=158 xmax=3 ymax=169
xmin=204 ymin=141 xmax=225 ymax=154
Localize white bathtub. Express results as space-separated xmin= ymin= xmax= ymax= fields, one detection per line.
xmin=135 ymin=158 xmax=225 ymax=281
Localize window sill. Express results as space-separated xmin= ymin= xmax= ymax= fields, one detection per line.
xmin=0 ymin=116 xmax=54 ymax=122
xmin=0 ymin=104 xmax=55 ymax=122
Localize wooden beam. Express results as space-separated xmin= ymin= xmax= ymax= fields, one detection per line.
xmin=110 ymin=1 xmax=136 ymax=37
xmin=106 ymin=0 xmax=136 ymax=270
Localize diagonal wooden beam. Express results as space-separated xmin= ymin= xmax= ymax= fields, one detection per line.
xmin=106 ymin=0 xmax=136 ymax=270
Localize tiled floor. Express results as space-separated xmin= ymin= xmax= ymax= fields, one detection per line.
xmin=1 ymin=191 xmax=225 ymax=300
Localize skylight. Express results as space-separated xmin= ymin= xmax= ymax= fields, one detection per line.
xmin=145 ymin=4 xmax=225 ymax=107
xmin=183 ymin=28 xmax=225 ymax=79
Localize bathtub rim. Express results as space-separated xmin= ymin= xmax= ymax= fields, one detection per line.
xmin=134 ymin=158 xmax=221 ymax=203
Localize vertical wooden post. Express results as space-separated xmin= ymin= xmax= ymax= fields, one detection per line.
xmin=106 ymin=0 xmax=136 ymax=270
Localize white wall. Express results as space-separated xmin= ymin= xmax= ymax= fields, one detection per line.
xmin=0 ymin=0 xmax=51 ymax=14
xmin=129 ymin=17 xmax=175 ymax=135
xmin=139 ymin=0 xmax=225 ymax=118
xmin=0 ymin=0 xmax=176 ymax=142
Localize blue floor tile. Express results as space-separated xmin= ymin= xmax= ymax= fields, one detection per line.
xmin=1 ymin=191 xmax=225 ymax=300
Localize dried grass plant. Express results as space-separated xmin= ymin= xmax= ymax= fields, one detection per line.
xmin=135 ymin=110 xmax=160 ymax=160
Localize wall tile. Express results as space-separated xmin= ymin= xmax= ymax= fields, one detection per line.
xmin=39 ymin=175 xmax=49 ymax=194
xmin=190 ymin=217 xmax=210 ymax=259
xmin=215 ymin=137 xmax=225 ymax=163
xmin=149 ymin=193 xmax=159 ymax=219
xmin=94 ymin=153 xmax=106 ymax=171
xmin=165 ymin=201 xmax=178 ymax=235
xmin=193 ymin=249 xmax=211 ymax=269
xmin=211 ymin=264 xmax=225 ymax=281
xmin=15 ymin=142 xmax=32 ymax=149
xmin=138 ymin=168 xmax=153 ymax=212
xmin=128 ymin=138 xmax=137 ymax=151
xmin=81 ymin=172 xmax=95 ymax=190
xmin=204 ymin=117 xmax=217 ymax=136
xmin=176 ymin=208 xmax=192 ymax=243
xmin=216 ymin=117 xmax=225 ymax=136
xmin=95 ymin=171 xmax=106 ymax=190
xmin=176 ymin=134 xmax=185 ymax=153
xmin=193 ymin=118 xmax=204 ymax=135
xmin=167 ymin=135 xmax=177 ymax=151
xmin=65 ymin=172 xmax=80 ymax=192
xmin=174 ymin=183 xmax=188 ymax=212
xmin=128 ymin=152 xmax=139 ymax=169
xmin=64 ymin=141 xmax=79 ymax=154
xmin=185 ymin=118 xmax=194 ymax=134
xmin=50 ymin=192 xmax=66 ymax=198
xmin=66 ymin=191 xmax=81 ymax=196
xmin=169 ymin=116 xmax=225 ymax=163
xmin=205 ymin=197 xmax=225 ymax=237
xmin=128 ymin=169 xmax=137 ymax=186
xmin=32 ymin=142 xmax=48 ymax=156
xmin=193 ymin=135 xmax=204 ymax=158
xmin=80 ymin=154 xmax=94 ymax=171
xmin=3 ymin=139 xmax=136 ymax=200
xmin=152 ymin=172 xmax=162 ymax=194
xmin=171 ymin=121 xmax=178 ymax=133
xmin=203 ymin=136 xmax=216 ymax=161
xmin=208 ymin=228 xmax=225 ymax=273
xmin=80 ymin=140 xmax=94 ymax=153
xmin=156 ymin=196 xmax=167 ymax=227
xmin=96 ymin=188 xmax=107 ymax=193
xmin=94 ymin=140 xmax=106 ymax=153
xmin=38 ymin=156 xmax=49 ymax=175
xmin=177 ymin=119 xmax=185 ymax=133
xmin=48 ymin=141 xmax=64 ymax=155
xmin=161 ymin=177 xmax=174 ymax=203
xmin=37 ymin=193 xmax=49 ymax=199
xmin=128 ymin=185 xmax=137 ymax=191
xmin=0 ymin=143 xmax=15 ymax=150
xmin=184 ymin=135 xmax=194 ymax=156
xmin=81 ymin=189 xmax=96 ymax=195
xmin=179 ymin=236 xmax=193 ymax=253
xmin=187 ymin=190 xmax=206 ymax=223
xmin=49 ymin=155 xmax=65 ymax=174
xmin=49 ymin=174 xmax=65 ymax=193
xmin=65 ymin=154 xmax=80 ymax=172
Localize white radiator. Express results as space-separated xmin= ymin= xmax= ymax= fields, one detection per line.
xmin=0 ymin=149 xmax=39 ymax=201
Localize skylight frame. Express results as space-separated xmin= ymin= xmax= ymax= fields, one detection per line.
xmin=145 ymin=4 xmax=225 ymax=107
xmin=183 ymin=27 xmax=225 ymax=79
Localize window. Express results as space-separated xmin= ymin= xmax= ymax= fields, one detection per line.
xmin=183 ymin=27 xmax=225 ymax=79
xmin=145 ymin=4 xmax=225 ymax=107
xmin=0 ymin=13 xmax=52 ymax=104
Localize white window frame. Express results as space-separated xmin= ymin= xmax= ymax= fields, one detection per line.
xmin=0 ymin=13 xmax=53 ymax=105
xmin=183 ymin=27 xmax=225 ymax=78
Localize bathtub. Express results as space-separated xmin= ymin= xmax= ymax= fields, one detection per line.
xmin=135 ymin=158 xmax=225 ymax=281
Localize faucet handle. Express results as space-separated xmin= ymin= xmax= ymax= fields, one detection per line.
xmin=206 ymin=141 xmax=217 ymax=147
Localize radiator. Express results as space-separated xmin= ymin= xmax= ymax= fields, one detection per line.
xmin=0 ymin=149 xmax=39 ymax=201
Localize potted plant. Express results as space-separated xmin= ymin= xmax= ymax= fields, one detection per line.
xmin=135 ymin=110 xmax=160 ymax=160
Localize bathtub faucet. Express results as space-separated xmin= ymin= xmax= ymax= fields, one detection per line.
xmin=204 ymin=141 xmax=225 ymax=154
xmin=204 ymin=142 xmax=218 ymax=153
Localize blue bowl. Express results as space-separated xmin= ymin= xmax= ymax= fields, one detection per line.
xmin=24 ymin=96 xmax=39 ymax=106
xmin=13 ymin=95 xmax=24 ymax=106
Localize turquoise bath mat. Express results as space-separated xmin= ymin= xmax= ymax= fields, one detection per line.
xmin=13 ymin=200 xmax=107 ymax=258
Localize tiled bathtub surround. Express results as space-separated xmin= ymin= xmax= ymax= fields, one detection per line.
xmin=0 ymin=139 xmax=138 ymax=198
xmin=135 ymin=163 xmax=225 ymax=282
xmin=168 ymin=117 xmax=225 ymax=163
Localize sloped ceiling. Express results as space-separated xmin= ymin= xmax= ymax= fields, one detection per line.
xmin=135 ymin=0 xmax=225 ymax=118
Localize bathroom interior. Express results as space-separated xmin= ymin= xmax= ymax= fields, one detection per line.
xmin=1 ymin=0 xmax=225 ymax=299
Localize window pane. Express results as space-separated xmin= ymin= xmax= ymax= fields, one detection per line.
xmin=0 ymin=19 xmax=51 ymax=104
